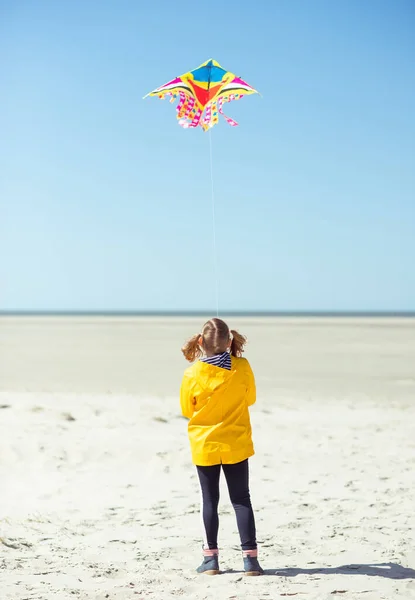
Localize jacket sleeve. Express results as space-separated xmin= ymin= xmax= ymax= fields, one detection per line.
xmin=245 ymin=359 xmax=257 ymax=406
xmin=180 ymin=372 xmax=195 ymax=419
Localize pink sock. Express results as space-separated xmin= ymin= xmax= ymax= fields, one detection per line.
xmin=203 ymin=548 xmax=219 ymax=557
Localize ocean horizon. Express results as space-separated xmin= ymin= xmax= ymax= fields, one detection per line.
xmin=1 ymin=310 xmax=414 ymax=318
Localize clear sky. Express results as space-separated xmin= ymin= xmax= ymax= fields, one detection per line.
xmin=1 ymin=0 xmax=414 ymax=312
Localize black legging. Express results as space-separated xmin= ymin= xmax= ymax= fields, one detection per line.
xmin=196 ymin=459 xmax=257 ymax=551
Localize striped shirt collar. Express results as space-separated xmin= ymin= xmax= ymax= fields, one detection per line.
xmin=200 ymin=351 xmax=231 ymax=370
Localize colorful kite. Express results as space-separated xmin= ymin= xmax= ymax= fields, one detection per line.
xmin=144 ymin=58 xmax=258 ymax=131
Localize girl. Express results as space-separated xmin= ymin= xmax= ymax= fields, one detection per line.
xmin=180 ymin=318 xmax=263 ymax=576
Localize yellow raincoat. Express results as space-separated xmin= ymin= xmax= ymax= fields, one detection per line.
xmin=180 ymin=356 xmax=256 ymax=466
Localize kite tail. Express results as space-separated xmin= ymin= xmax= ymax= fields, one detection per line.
xmin=166 ymin=92 xmax=243 ymax=131
xmin=217 ymin=95 xmax=241 ymax=127
xmin=201 ymin=102 xmax=220 ymax=131
xmin=176 ymin=95 xmax=202 ymax=128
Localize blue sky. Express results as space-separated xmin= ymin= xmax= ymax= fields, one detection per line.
xmin=1 ymin=0 xmax=414 ymax=312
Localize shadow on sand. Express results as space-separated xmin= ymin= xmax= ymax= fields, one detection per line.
xmin=264 ymin=562 xmax=415 ymax=579
xmin=225 ymin=562 xmax=414 ymax=579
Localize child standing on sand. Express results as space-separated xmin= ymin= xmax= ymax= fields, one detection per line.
xmin=180 ymin=318 xmax=263 ymax=576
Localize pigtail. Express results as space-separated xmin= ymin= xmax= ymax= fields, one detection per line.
xmin=181 ymin=333 xmax=202 ymax=362
xmin=230 ymin=329 xmax=247 ymax=357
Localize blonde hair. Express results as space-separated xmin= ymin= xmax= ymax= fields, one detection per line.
xmin=181 ymin=318 xmax=247 ymax=362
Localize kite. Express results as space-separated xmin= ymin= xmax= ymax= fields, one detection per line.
xmin=144 ymin=58 xmax=258 ymax=131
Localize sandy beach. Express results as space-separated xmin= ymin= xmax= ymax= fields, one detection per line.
xmin=1 ymin=316 xmax=415 ymax=600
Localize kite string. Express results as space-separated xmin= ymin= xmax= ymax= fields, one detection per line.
xmin=209 ymin=128 xmax=219 ymax=317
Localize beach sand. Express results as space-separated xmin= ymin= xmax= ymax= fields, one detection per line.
xmin=1 ymin=317 xmax=415 ymax=599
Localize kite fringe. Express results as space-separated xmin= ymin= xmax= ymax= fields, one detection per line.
xmin=149 ymin=90 xmax=248 ymax=132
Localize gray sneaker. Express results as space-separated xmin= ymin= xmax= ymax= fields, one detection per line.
xmin=196 ymin=555 xmax=220 ymax=575
xmin=243 ymin=555 xmax=264 ymax=576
